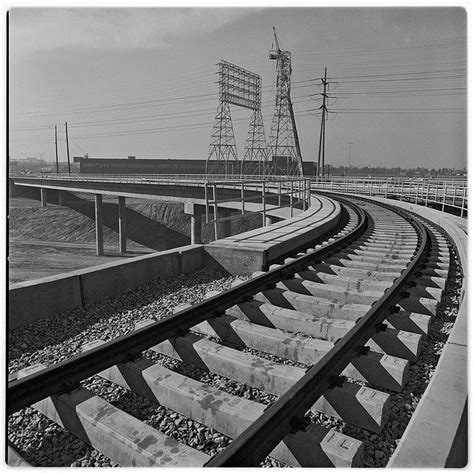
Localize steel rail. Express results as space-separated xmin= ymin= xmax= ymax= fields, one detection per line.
xmin=205 ymin=204 xmax=429 ymax=467
xmin=7 ymin=199 xmax=366 ymax=416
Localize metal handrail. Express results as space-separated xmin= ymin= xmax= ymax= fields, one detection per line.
xmin=312 ymin=177 xmax=467 ymax=217
xmin=204 ymin=179 xmax=311 ymax=238
xmin=10 ymin=173 xmax=307 ymax=183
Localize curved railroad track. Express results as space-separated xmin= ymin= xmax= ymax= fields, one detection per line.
xmin=7 ymin=194 xmax=462 ymax=467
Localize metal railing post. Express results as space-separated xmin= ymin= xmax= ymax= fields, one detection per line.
xmin=309 ymin=179 xmax=312 ymax=206
xmin=425 ymin=184 xmax=430 ymax=206
xmin=262 ymin=182 xmax=266 ymax=226
xmin=278 ymin=181 xmax=282 ymax=207
xmin=290 ymin=180 xmax=294 ymax=218
xmin=213 ymin=184 xmax=218 ymax=240
xmin=204 ymin=183 xmax=209 ymax=223
xmin=442 ymin=186 xmax=447 ymax=212
xmin=304 ymin=180 xmax=307 ymax=208
xmin=241 ymin=183 xmax=245 ymax=215
xmin=461 ymin=188 xmax=466 ymax=217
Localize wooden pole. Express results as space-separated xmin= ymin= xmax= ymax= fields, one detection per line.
xmin=65 ymin=121 xmax=71 ymax=174
xmin=54 ymin=125 xmax=59 ymax=173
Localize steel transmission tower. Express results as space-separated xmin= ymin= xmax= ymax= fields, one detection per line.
xmin=242 ymin=90 xmax=269 ymax=175
xmin=207 ymin=61 xmax=266 ymax=176
xmin=267 ymin=27 xmax=304 ymax=177
xmin=207 ymin=80 xmax=239 ymax=176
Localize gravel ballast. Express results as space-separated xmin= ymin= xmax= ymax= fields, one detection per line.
xmin=8 ymin=267 xmax=248 ymax=467
xmin=8 ymin=267 xmax=239 ymax=374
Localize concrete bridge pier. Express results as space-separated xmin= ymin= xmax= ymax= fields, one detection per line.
xmin=40 ymin=188 xmax=47 ymax=207
xmin=184 ymin=202 xmax=204 ymax=245
xmin=219 ymin=208 xmax=232 ymax=239
xmin=118 ymin=196 xmax=127 ymax=253
xmin=95 ymin=194 xmax=104 ymax=256
xmin=9 ymin=179 xmax=21 ymax=197
xmin=265 ymin=215 xmax=279 ymax=226
xmin=58 ymin=191 xmax=65 ymax=206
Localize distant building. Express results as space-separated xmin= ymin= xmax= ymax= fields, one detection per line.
xmin=73 ymin=156 xmax=318 ymax=176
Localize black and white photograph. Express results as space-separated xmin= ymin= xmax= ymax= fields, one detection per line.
xmin=7 ymin=6 xmax=467 ymax=468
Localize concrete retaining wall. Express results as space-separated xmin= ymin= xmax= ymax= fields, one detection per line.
xmin=9 ymin=245 xmax=204 ymax=330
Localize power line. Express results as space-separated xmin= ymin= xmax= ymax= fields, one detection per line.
xmin=331 ymin=109 xmax=465 ymax=114
xmin=335 ymin=74 xmax=466 ymax=84
xmin=333 ymin=87 xmax=466 ymax=95
xmin=9 ymin=86 xmax=320 ymax=132
xmin=331 ymin=68 xmax=466 ymax=79
xmin=295 ymin=38 xmax=466 ymax=58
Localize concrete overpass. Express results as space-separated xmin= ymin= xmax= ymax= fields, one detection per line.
xmin=9 ymin=175 xmax=311 ymax=255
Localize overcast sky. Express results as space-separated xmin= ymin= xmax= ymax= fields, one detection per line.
xmin=9 ymin=7 xmax=467 ymax=169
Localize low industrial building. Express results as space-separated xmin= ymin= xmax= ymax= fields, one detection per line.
xmin=73 ymin=156 xmax=318 ymax=176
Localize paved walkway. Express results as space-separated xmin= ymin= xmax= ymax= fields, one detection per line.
xmin=208 ymin=194 xmax=341 ymax=265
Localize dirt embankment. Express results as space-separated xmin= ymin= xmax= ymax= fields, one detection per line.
xmin=8 ymin=191 xmax=262 ymax=283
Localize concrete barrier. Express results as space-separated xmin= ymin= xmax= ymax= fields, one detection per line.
xmin=80 ymin=250 xmax=182 ymax=306
xmin=8 ymin=245 xmax=205 ymax=330
xmin=9 ymin=274 xmax=82 ymax=330
xmin=179 ymin=245 xmax=204 ymax=274
xmin=204 ymin=195 xmax=341 ymax=274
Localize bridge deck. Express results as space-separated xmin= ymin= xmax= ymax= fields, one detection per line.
xmin=206 ymin=194 xmax=341 ymax=274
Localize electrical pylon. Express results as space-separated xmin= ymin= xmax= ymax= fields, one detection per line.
xmin=242 ymin=108 xmax=269 ymax=176
xmin=207 ymin=61 xmax=266 ymax=177
xmin=267 ymin=27 xmax=304 ymax=177
xmin=206 ymin=100 xmax=239 ymax=176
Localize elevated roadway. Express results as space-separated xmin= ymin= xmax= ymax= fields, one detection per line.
xmin=9 ymin=175 xmax=311 ymax=255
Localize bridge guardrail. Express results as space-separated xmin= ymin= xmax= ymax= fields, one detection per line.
xmin=10 ymin=174 xmax=312 ymax=242
xmin=9 ymin=173 xmax=307 ymax=184
xmin=311 ymin=177 xmax=467 ymax=217
xmin=203 ymin=179 xmax=311 ymax=239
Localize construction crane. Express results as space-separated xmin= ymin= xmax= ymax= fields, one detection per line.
xmin=269 ymin=26 xmax=282 ymax=59
xmin=269 ymin=26 xmax=291 ymax=83
xmin=267 ymin=27 xmax=303 ymax=176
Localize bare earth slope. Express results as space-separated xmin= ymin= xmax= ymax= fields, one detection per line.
xmin=8 ymin=194 xmax=261 ymax=284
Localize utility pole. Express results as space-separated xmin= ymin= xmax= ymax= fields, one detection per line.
xmin=65 ymin=121 xmax=71 ymax=174
xmin=317 ymin=68 xmax=328 ymax=178
xmin=347 ymin=141 xmax=354 ymax=177
xmin=54 ymin=125 xmax=59 ymax=173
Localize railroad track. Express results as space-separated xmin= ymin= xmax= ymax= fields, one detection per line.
xmin=8 ymin=195 xmax=460 ymax=467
